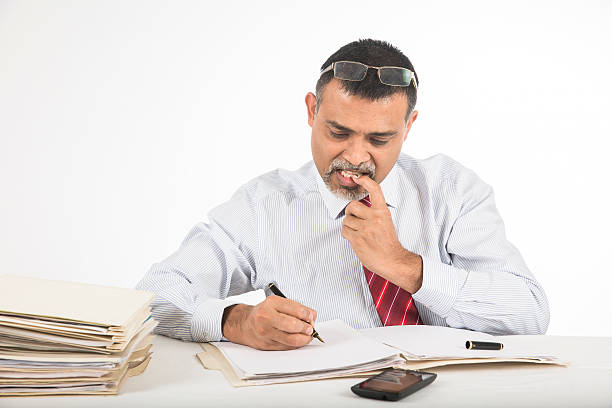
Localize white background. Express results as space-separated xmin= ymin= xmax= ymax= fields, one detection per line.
xmin=1 ymin=1 xmax=610 ymax=336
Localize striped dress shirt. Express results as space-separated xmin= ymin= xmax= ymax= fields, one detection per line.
xmin=136 ymin=153 xmax=550 ymax=342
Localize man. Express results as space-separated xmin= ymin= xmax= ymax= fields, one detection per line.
xmin=136 ymin=39 xmax=549 ymax=351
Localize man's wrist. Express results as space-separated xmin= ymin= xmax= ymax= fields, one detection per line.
xmin=221 ymin=303 xmax=250 ymax=342
xmin=392 ymin=249 xmax=423 ymax=293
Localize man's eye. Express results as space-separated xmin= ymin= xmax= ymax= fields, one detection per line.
xmin=370 ymin=138 xmax=388 ymax=146
xmin=330 ymin=132 xmax=348 ymax=140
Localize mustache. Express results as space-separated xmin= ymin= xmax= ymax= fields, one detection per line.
xmin=326 ymin=158 xmax=376 ymax=177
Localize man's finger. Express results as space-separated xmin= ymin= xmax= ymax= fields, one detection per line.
xmin=352 ymin=175 xmax=386 ymax=208
xmin=269 ymin=329 xmax=313 ymax=349
xmin=341 ymin=224 xmax=356 ymax=240
xmin=345 ymin=200 xmax=370 ymax=220
xmin=262 ymin=337 xmax=309 ymax=351
xmin=269 ymin=296 xmax=316 ymax=324
xmin=273 ymin=312 xmax=314 ymax=335
xmin=343 ymin=214 xmax=365 ymax=231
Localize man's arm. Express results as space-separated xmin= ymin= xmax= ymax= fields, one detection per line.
xmin=136 ymin=218 xmax=255 ymax=342
xmin=411 ymin=170 xmax=550 ymax=335
xmin=343 ymin=167 xmax=550 ymax=335
xmin=136 ymin=183 xmax=319 ymax=347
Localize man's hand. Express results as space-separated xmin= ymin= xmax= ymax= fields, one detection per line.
xmin=342 ymin=174 xmax=423 ymax=293
xmin=221 ymin=296 xmax=317 ymax=350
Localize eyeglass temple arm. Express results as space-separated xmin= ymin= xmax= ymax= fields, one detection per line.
xmin=320 ymin=63 xmax=334 ymax=75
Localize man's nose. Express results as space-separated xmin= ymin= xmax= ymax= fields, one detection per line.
xmin=343 ymin=138 xmax=371 ymax=167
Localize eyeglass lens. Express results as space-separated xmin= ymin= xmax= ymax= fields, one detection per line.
xmin=333 ymin=61 xmax=368 ymax=81
xmin=379 ymin=67 xmax=413 ymax=86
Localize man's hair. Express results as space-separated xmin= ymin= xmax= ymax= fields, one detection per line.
xmin=315 ymin=39 xmax=419 ymax=120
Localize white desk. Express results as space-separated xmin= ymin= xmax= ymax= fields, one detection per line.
xmin=3 ymin=334 xmax=612 ymax=407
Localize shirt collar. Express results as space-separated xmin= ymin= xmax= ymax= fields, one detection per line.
xmin=313 ymin=162 xmax=399 ymax=219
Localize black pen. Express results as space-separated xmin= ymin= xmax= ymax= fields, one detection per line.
xmin=466 ymin=340 xmax=504 ymax=350
xmin=267 ymin=282 xmax=324 ymax=343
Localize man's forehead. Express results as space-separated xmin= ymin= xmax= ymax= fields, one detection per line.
xmin=318 ymin=80 xmax=408 ymax=130
xmin=320 ymin=78 xmax=402 ymax=101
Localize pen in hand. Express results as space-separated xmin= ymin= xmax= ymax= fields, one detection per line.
xmin=267 ymin=282 xmax=325 ymax=343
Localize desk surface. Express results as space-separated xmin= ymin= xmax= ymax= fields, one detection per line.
xmin=3 ymin=334 xmax=612 ymax=408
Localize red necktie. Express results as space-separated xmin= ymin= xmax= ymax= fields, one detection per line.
xmin=359 ymin=196 xmax=422 ymax=326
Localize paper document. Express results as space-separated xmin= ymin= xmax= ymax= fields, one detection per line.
xmin=361 ymin=325 xmax=562 ymax=363
xmin=199 ymin=321 xmax=566 ymax=387
xmin=205 ymin=319 xmax=403 ymax=385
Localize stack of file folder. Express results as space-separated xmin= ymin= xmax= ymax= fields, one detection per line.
xmin=0 ymin=275 xmax=157 ymax=396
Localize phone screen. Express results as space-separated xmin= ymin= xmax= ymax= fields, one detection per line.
xmin=358 ymin=369 xmax=427 ymax=393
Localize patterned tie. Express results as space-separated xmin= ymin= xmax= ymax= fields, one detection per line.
xmin=359 ymin=196 xmax=422 ymax=326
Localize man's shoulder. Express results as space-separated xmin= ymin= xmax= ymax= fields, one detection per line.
xmin=396 ymin=152 xmax=476 ymax=183
xmin=395 ymin=153 xmax=491 ymax=206
xmin=237 ymin=161 xmax=317 ymax=203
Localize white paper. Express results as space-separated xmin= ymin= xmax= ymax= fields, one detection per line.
xmin=361 ymin=325 xmax=560 ymax=360
xmin=212 ymin=319 xmax=402 ymax=377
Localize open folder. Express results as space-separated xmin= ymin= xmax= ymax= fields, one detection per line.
xmin=0 ymin=274 xmax=157 ymax=396
xmin=197 ymin=319 xmax=566 ymax=387
xmin=198 ymin=320 xmax=404 ymax=386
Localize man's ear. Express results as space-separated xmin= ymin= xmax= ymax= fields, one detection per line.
xmin=305 ymin=92 xmax=317 ymax=128
xmin=403 ymin=110 xmax=418 ymax=141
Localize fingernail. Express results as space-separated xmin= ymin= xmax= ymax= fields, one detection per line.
xmin=306 ymin=326 xmax=313 ymax=335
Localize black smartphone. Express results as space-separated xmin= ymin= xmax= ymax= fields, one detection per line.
xmin=351 ymin=368 xmax=437 ymax=401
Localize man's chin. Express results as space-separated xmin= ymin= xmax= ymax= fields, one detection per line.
xmin=330 ymin=184 xmax=367 ymax=201
xmin=321 ymin=171 xmax=370 ymax=201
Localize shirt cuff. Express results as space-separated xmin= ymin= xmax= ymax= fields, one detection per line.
xmin=190 ymin=298 xmax=241 ymax=342
xmin=412 ymin=257 xmax=468 ymax=318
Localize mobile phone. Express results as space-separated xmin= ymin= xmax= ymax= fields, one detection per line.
xmin=351 ymin=368 xmax=437 ymax=401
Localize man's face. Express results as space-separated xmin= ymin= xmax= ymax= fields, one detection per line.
xmin=306 ymin=79 xmax=418 ymax=200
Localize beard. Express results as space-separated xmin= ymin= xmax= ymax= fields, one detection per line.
xmin=321 ymin=158 xmax=376 ymax=201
